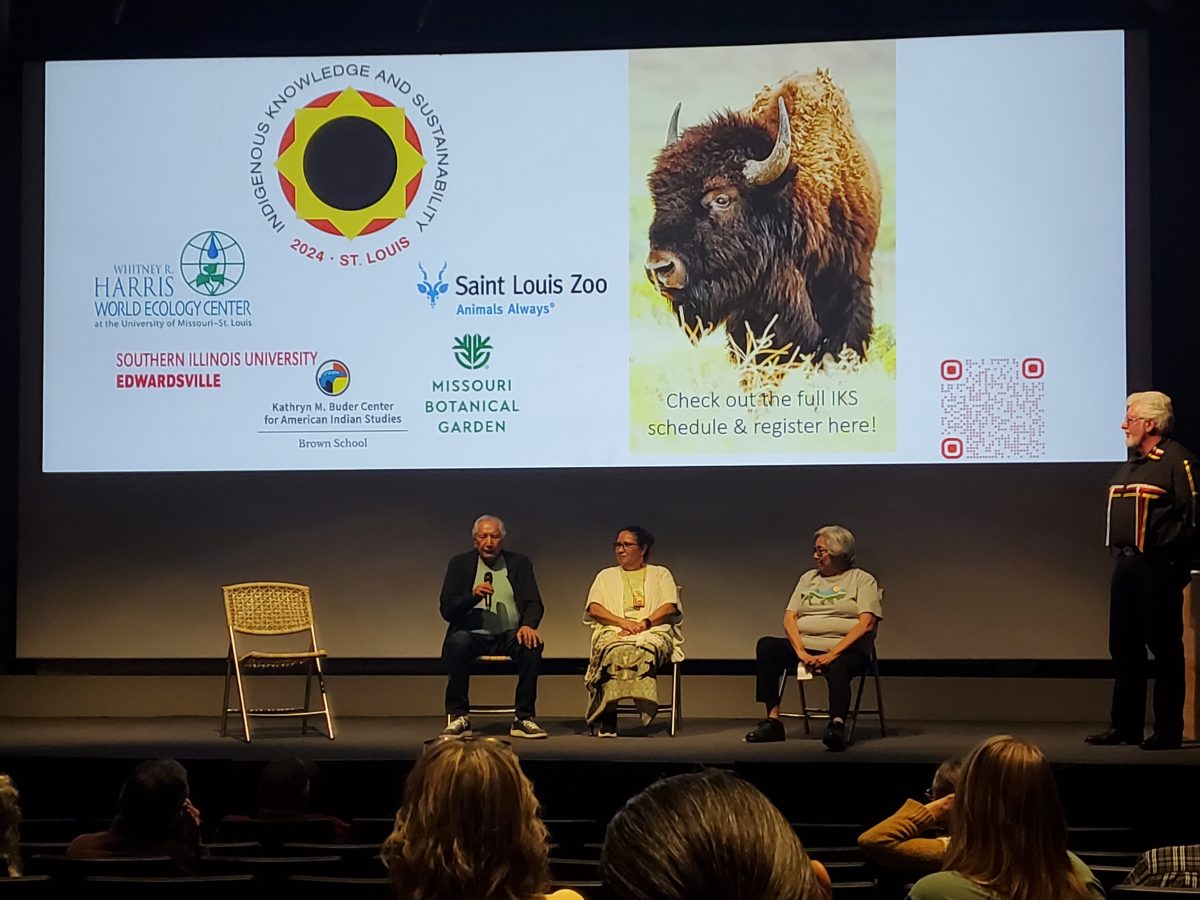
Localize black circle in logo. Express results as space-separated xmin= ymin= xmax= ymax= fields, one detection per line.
xmin=303 ymin=116 xmax=398 ymax=211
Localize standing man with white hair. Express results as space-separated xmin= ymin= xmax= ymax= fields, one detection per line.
xmin=1088 ymin=391 xmax=1197 ymax=751
xmin=438 ymin=515 xmax=548 ymax=739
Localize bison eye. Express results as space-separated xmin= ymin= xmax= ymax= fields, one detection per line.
xmin=702 ymin=190 xmax=735 ymax=214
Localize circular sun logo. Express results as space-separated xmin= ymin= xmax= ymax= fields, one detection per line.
xmin=275 ymin=87 xmax=426 ymax=239
xmin=315 ymin=360 xmax=351 ymax=396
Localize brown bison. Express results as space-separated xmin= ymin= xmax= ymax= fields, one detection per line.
xmin=645 ymin=70 xmax=881 ymax=360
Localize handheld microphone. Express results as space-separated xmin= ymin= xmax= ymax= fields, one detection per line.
xmin=483 ymin=571 xmax=493 ymax=610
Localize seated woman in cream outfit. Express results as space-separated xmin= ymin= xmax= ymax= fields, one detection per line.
xmin=583 ymin=526 xmax=683 ymax=737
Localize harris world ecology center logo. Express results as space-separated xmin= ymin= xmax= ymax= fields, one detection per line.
xmin=180 ymin=231 xmax=245 ymax=296
xmin=248 ymin=62 xmax=450 ymax=271
xmin=92 ymin=229 xmax=253 ymax=330
xmin=316 ymin=360 xmax=351 ymax=396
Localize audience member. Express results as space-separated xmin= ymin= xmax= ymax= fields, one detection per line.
xmin=601 ymin=768 xmax=831 ymax=900
xmin=0 ymin=774 xmax=21 ymax=877
xmin=221 ymin=757 xmax=350 ymax=842
xmin=858 ymin=756 xmax=963 ymax=873
xmin=1123 ymin=845 xmax=1200 ymax=889
xmin=907 ymin=735 xmax=1102 ymax=900
xmin=66 ymin=759 xmax=203 ymax=874
xmin=382 ymin=737 xmax=582 ymax=900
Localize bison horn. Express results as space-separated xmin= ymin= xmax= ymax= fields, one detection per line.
xmin=666 ymin=102 xmax=681 ymax=146
xmin=743 ymin=97 xmax=791 ymax=186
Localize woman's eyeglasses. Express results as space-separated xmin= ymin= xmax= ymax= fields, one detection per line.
xmin=613 ymin=542 xmax=641 ymax=550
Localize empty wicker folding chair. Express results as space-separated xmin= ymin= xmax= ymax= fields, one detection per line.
xmin=220 ymin=581 xmax=335 ymax=742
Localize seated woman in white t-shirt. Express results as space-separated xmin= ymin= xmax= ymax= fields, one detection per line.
xmin=582 ymin=526 xmax=683 ymax=737
xmin=745 ymin=524 xmax=882 ymax=751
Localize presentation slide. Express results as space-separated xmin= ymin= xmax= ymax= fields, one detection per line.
xmin=42 ymin=31 xmax=1126 ymax=473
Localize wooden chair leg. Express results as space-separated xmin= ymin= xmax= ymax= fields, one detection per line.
xmin=232 ymin=657 xmax=252 ymax=743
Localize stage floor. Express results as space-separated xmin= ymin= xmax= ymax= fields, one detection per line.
xmin=1 ymin=715 xmax=1197 ymax=765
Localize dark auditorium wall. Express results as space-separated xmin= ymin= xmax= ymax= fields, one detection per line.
xmin=4 ymin=0 xmax=1199 ymax=671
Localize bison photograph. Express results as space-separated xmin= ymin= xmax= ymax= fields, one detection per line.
xmin=645 ymin=69 xmax=882 ymax=363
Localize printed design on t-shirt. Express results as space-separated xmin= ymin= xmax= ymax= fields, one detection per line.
xmin=802 ymin=585 xmax=847 ymax=607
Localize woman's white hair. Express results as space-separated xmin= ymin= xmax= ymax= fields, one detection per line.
xmin=1127 ymin=391 xmax=1174 ymax=434
xmin=472 ymin=515 xmax=507 ymax=538
xmin=814 ymin=525 xmax=856 ymax=565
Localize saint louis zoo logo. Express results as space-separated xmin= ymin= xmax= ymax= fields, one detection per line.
xmin=179 ymin=231 xmax=245 ymax=296
xmin=418 ymin=262 xmax=449 ymax=307
xmin=316 ymin=359 xmax=351 ymax=396
xmin=453 ymin=334 xmax=492 ymax=370
xmin=249 ymin=65 xmax=450 ymax=269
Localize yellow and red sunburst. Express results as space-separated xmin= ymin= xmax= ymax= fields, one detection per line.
xmin=275 ymin=86 xmax=426 ymax=239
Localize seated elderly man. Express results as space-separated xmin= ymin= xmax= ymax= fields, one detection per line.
xmin=745 ymin=524 xmax=883 ymax=751
xmin=438 ymin=515 xmax=548 ymax=740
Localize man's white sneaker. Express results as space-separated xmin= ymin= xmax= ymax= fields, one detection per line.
xmin=510 ymin=718 xmax=548 ymax=739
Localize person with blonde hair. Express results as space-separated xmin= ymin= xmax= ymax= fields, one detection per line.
xmin=601 ymin=769 xmax=831 ymax=900
xmin=0 ymin=774 xmax=22 ymax=877
xmin=382 ymin=738 xmax=582 ymax=900
xmin=1088 ymin=390 xmax=1197 ymax=751
xmin=908 ymin=735 xmax=1102 ymax=900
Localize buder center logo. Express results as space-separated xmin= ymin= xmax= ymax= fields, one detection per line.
xmin=453 ymin=334 xmax=492 ymax=370
xmin=276 ymin=86 xmax=426 ymax=239
xmin=180 ymin=231 xmax=245 ymax=296
xmin=316 ymin=359 xmax=351 ymax=396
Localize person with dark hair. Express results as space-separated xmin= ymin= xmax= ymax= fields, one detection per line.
xmin=0 ymin=774 xmax=22 ymax=877
xmin=582 ymin=526 xmax=683 ymax=737
xmin=382 ymin=738 xmax=583 ymax=900
xmin=601 ymin=769 xmax=830 ymax=900
xmin=907 ymin=735 xmax=1102 ymax=900
xmin=67 ymin=759 xmax=203 ymax=874
xmin=439 ymin=515 xmax=548 ymax=739
xmin=858 ymin=756 xmax=963 ymax=874
xmin=746 ymin=524 xmax=883 ymax=750
xmin=220 ymin=757 xmax=350 ymax=842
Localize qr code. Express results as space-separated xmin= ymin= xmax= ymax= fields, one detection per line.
xmin=939 ymin=358 xmax=1045 ymax=460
